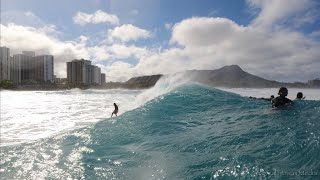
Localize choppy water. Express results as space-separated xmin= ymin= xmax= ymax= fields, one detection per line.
xmin=1 ymin=80 xmax=320 ymax=179
xmin=0 ymin=89 xmax=141 ymax=146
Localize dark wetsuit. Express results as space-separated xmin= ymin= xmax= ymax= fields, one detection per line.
xmin=271 ymin=96 xmax=292 ymax=108
xmin=113 ymin=104 xmax=118 ymax=114
xmin=259 ymin=98 xmax=273 ymax=101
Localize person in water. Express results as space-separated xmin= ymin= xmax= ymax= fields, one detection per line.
xmin=249 ymin=95 xmax=274 ymax=101
xmin=296 ymin=92 xmax=305 ymax=100
xmin=111 ymin=103 xmax=118 ymax=117
xmin=272 ymin=87 xmax=292 ymax=107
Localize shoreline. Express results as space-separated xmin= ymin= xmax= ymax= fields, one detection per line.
xmin=1 ymin=85 xmax=319 ymax=91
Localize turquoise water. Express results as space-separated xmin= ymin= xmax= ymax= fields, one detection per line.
xmin=1 ymin=85 xmax=320 ymax=179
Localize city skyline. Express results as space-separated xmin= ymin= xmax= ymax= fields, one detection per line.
xmin=1 ymin=46 xmax=55 ymax=85
xmin=1 ymin=0 xmax=320 ymax=82
xmin=0 ymin=46 xmax=105 ymax=85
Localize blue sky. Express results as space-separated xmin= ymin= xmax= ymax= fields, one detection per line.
xmin=1 ymin=0 xmax=253 ymax=45
xmin=1 ymin=0 xmax=320 ymax=82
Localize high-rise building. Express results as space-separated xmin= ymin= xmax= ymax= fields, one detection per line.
xmin=92 ymin=65 xmax=101 ymax=85
xmin=33 ymin=55 xmax=54 ymax=83
xmin=67 ymin=59 xmax=101 ymax=85
xmin=86 ymin=63 xmax=94 ymax=84
xmin=67 ymin=59 xmax=92 ymax=84
xmin=0 ymin=46 xmax=10 ymax=81
xmin=10 ymin=53 xmax=54 ymax=85
xmin=101 ymin=73 xmax=106 ymax=84
xmin=11 ymin=54 xmax=30 ymax=85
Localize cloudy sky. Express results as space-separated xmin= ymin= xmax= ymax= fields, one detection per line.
xmin=1 ymin=0 xmax=319 ymax=82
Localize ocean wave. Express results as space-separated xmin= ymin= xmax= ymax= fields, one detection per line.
xmin=1 ymin=84 xmax=319 ymax=179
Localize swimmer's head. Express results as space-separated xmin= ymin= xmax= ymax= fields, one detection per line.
xmin=270 ymin=95 xmax=275 ymax=99
xmin=296 ymin=92 xmax=303 ymax=99
xmin=278 ymin=87 xmax=288 ymax=97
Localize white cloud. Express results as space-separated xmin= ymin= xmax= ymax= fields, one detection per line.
xmin=73 ymin=10 xmax=119 ymax=26
xmin=0 ymin=22 xmax=152 ymax=79
xmin=97 ymin=62 xmax=136 ymax=82
xmin=1 ymin=10 xmax=47 ymax=28
xmin=167 ymin=17 xmax=320 ymax=82
xmin=102 ymin=16 xmax=320 ymax=82
xmin=78 ymin=35 xmax=89 ymax=44
xmin=165 ymin=23 xmax=173 ymax=30
xmin=2 ymin=16 xmax=319 ymax=82
xmin=108 ymin=24 xmax=151 ymax=43
xmin=247 ymin=0 xmax=318 ymax=28
xmin=88 ymin=44 xmax=150 ymax=62
xmin=170 ymin=17 xmax=245 ymax=47
xmin=2 ymin=1 xmax=320 ymax=83
xmin=0 ymin=23 xmax=90 ymax=77
xmin=109 ymin=44 xmax=150 ymax=59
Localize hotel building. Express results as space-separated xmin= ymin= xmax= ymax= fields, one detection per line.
xmin=67 ymin=59 xmax=101 ymax=85
xmin=0 ymin=46 xmax=10 ymax=81
xmin=10 ymin=52 xmax=54 ymax=85
xmin=101 ymin=73 xmax=106 ymax=84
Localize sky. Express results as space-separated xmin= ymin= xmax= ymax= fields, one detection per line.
xmin=1 ymin=0 xmax=320 ymax=82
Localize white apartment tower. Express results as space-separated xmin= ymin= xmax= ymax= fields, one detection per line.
xmin=93 ymin=66 xmax=101 ymax=85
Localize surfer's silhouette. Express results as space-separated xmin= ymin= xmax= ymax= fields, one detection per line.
xmin=272 ymin=87 xmax=292 ymax=107
xmin=296 ymin=92 xmax=305 ymax=100
xmin=111 ymin=103 xmax=118 ymax=117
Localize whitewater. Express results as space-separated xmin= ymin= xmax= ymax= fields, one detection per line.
xmin=1 ymin=76 xmax=320 ymax=179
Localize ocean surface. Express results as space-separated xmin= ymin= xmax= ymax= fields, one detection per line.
xmin=1 ymin=77 xmax=320 ymax=179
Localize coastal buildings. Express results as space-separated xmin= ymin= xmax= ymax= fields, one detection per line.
xmin=10 ymin=53 xmax=54 ymax=85
xmin=10 ymin=54 xmax=28 ymax=85
xmin=67 ymin=59 xmax=101 ymax=85
xmin=2 ymin=46 xmax=106 ymax=87
xmin=33 ymin=55 xmax=54 ymax=83
xmin=93 ymin=65 xmax=101 ymax=85
xmin=1 ymin=46 xmax=55 ymax=86
xmin=101 ymin=73 xmax=106 ymax=84
xmin=308 ymin=79 xmax=320 ymax=87
xmin=67 ymin=59 xmax=91 ymax=84
xmin=0 ymin=46 xmax=10 ymax=81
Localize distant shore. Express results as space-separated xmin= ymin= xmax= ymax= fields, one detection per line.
xmin=1 ymin=83 xmax=319 ymax=91
xmin=0 ymin=82 xmax=155 ymax=91
xmin=1 ymin=65 xmax=319 ymax=91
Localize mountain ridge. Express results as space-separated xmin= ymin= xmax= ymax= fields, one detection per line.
xmin=103 ymin=65 xmax=319 ymax=89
